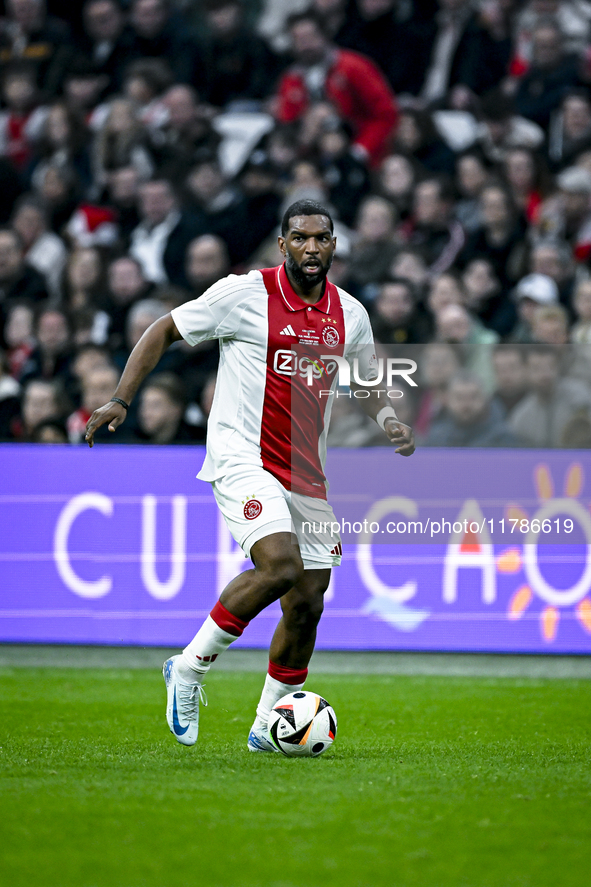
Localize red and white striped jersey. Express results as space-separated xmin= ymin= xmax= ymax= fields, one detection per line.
xmin=171 ymin=263 xmax=376 ymax=499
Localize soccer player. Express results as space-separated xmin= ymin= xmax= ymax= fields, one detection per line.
xmin=85 ymin=200 xmax=415 ymax=751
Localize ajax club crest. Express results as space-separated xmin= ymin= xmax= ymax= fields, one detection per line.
xmin=322 ymin=325 xmax=339 ymax=348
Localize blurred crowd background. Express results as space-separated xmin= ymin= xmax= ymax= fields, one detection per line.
xmin=1 ymin=0 xmax=591 ymax=448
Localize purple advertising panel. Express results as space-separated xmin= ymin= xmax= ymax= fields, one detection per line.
xmin=1 ymin=444 xmax=590 ymax=654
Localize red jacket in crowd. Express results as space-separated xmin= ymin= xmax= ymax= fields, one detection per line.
xmin=275 ymin=49 xmax=398 ymax=168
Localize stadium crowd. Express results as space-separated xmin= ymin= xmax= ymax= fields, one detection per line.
xmin=1 ymin=0 xmax=591 ymax=448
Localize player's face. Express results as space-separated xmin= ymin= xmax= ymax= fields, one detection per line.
xmin=279 ymin=215 xmax=336 ymax=293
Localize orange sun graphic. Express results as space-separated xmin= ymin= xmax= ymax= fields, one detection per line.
xmin=496 ymin=463 xmax=591 ymax=643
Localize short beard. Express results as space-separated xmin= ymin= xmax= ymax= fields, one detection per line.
xmin=285 ymin=253 xmax=331 ymax=293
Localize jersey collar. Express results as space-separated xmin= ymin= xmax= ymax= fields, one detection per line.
xmin=277 ymin=262 xmax=334 ymax=314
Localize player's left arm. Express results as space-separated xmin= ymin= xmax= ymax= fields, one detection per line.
xmin=344 ymin=307 xmax=415 ymax=456
xmin=352 ymin=385 xmax=416 ymax=456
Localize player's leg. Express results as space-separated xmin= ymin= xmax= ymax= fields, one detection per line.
xmin=164 ymin=531 xmax=304 ymax=746
xmin=248 ymin=568 xmax=330 ymax=751
xmin=248 ymin=488 xmax=341 ymax=751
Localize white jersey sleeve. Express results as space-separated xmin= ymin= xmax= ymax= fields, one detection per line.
xmin=340 ymin=292 xmax=379 ymax=384
xmin=171 ymin=271 xmax=262 ymax=346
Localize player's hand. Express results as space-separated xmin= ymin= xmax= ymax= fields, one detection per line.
xmin=384 ymin=419 xmax=415 ymax=456
xmin=85 ymin=402 xmax=127 ymax=448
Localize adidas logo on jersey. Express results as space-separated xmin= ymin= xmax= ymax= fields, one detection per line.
xmin=280 ymin=325 xmax=296 ymax=336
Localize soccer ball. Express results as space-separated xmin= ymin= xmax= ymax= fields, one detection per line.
xmin=268 ymin=691 xmax=337 ymax=757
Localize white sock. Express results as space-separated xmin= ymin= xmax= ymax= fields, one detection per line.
xmin=253 ymin=674 xmax=305 ymax=731
xmin=179 ymin=615 xmax=238 ymax=679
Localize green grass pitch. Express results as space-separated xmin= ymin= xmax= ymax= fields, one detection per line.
xmin=1 ymin=665 xmax=590 ymax=887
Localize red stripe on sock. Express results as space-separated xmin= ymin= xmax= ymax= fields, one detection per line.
xmin=210 ymin=601 xmax=249 ymax=637
xmin=268 ymin=660 xmax=308 ymax=685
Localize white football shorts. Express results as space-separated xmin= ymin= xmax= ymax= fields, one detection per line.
xmin=211 ymin=463 xmax=342 ymax=570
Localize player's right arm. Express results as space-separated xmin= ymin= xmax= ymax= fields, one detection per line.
xmin=85 ymin=313 xmax=182 ymax=447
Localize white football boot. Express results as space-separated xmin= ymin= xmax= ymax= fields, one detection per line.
xmin=163 ymin=655 xmax=206 ymax=746
xmin=247 ymin=722 xmax=279 ymax=753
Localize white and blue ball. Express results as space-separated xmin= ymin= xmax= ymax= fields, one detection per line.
xmin=268 ymin=691 xmax=337 ymax=757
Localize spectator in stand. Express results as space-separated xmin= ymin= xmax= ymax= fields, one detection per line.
xmin=3 ymin=301 xmax=35 ymax=379
xmin=185 ymin=235 xmax=229 ymax=299
xmin=66 ymin=361 xmax=119 ymax=442
xmin=120 ymin=57 xmax=172 ymax=133
xmin=389 ymin=248 xmax=429 ymax=300
xmin=91 ymin=97 xmax=155 ymax=195
xmin=0 ymin=347 xmax=20 ymax=439
xmin=537 ymin=165 xmax=591 ymax=260
xmin=548 ymin=90 xmax=591 ymax=172
xmin=0 ymin=227 xmax=48 ymax=341
xmin=425 ymin=371 xmax=522 ymax=447
xmin=393 ymin=109 xmax=456 ymax=177
xmin=70 ymin=341 xmax=113 ymax=390
xmin=403 ymin=177 xmax=465 ymax=276
xmin=61 ymin=53 xmax=110 ymax=121
xmin=126 ymin=0 xmax=205 ymax=89
xmin=316 ymin=0 xmax=423 ymax=96
xmin=129 ymin=177 xmax=200 ymax=288
xmin=0 ymin=63 xmax=46 ymax=173
xmin=510 ymin=345 xmax=591 ymax=446
xmin=529 ymin=239 xmax=576 ymax=312
xmin=30 ymin=417 xmax=68 ymax=441
xmin=198 ymin=0 xmax=277 ymax=109
xmin=20 ymin=305 xmax=73 ymax=384
xmin=32 ymin=163 xmax=80 ymax=233
xmin=376 ymin=154 xmax=417 ymax=226
xmin=104 ymin=165 xmax=141 ymax=245
xmin=417 ymin=0 xmax=489 ymax=106
xmin=80 ymin=0 xmax=130 ymax=94
xmin=531 ymin=303 xmax=570 ymax=345
xmin=414 ymin=341 xmax=462 ymax=440
xmin=0 ymin=0 xmax=74 ymax=97
xmin=370 ymin=278 xmax=431 ymax=345
xmin=274 ymin=11 xmax=398 ymax=168
xmin=29 ymin=101 xmax=93 ymax=196
xmin=462 ymin=256 xmax=516 ymax=337
xmin=476 ymin=89 xmax=545 ymax=164
xmin=491 ymin=344 xmax=528 ymax=419
xmin=572 ymin=279 xmax=591 ymax=343
xmin=426 ymin=270 xmax=463 ymax=319
xmin=183 ymin=158 xmax=249 ymax=264
xmin=460 ymin=183 xmax=527 ymax=288
xmin=348 ymin=196 xmax=398 ymax=295
xmin=502 ymin=148 xmax=550 ymax=224
xmin=514 ymin=21 xmax=582 ymax=130
xmin=11 ymin=195 xmax=67 ymax=299
xmin=510 ymin=272 xmax=559 ymax=343
xmin=132 ymin=372 xmax=204 ymax=444
xmin=454 ymin=151 xmax=490 ymax=234
xmin=314 ymin=119 xmax=371 ymax=227
xmin=434 ymin=301 xmax=498 ymax=391
xmin=13 ymin=376 xmax=68 ymax=440
xmin=154 ymin=84 xmax=220 ymax=185
xmin=113 ymin=296 xmax=182 ymax=376
xmin=61 ymin=247 xmax=105 ymax=312
xmin=104 ymin=255 xmax=150 ymax=349
xmin=515 ymin=1 xmax=591 ymax=62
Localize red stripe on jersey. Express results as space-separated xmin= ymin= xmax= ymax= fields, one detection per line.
xmin=259 ymin=265 xmax=345 ymax=499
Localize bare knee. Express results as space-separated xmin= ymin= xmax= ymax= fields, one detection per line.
xmin=282 ymin=575 xmax=329 ymax=631
xmin=257 ymin=552 xmax=304 ymax=596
